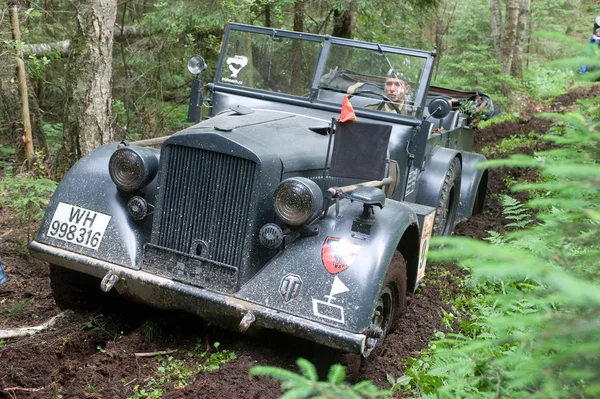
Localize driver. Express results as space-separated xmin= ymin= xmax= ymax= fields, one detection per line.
xmin=365 ymin=69 xmax=414 ymax=115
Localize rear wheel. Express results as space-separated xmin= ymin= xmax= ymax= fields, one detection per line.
xmin=49 ymin=264 xmax=104 ymax=310
xmin=433 ymin=157 xmax=461 ymax=236
xmin=363 ymin=251 xmax=407 ymax=358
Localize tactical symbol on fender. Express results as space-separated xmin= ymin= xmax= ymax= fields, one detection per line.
xmin=312 ymin=276 xmax=349 ymax=324
xmin=279 ymin=273 xmax=302 ymax=302
xmin=321 ymin=237 xmax=361 ymax=274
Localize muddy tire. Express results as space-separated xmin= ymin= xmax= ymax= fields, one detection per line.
xmin=363 ymin=251 xmax=407 ymax=358
xmin=433 ymin=157 xmax=461 ymax=236
xmin=49 ymin=264 xmax=104 ymax=310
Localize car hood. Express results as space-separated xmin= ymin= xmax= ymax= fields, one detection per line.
xmin=183 ymin=109 xmax=333 ymax=173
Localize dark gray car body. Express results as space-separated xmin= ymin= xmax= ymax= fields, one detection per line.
xmin=30 ymin=23 xmax=488 ymax=354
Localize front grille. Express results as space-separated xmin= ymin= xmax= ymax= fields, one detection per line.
xmin=153 ymin=145 xmax=256 ymax=266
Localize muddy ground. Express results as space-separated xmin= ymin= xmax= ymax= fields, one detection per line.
xmin=0 ymin=85 xmax=597 ymax=398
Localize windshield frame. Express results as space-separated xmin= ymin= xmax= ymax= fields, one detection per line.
xmin=214 ymin=23 xmax=436 ymax=119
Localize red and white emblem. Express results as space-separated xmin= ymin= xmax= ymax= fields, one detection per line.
xmin=321 ymin=237 xmax=361 ymax=274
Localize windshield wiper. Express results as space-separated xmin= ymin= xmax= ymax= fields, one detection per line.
xmin=377 ymin=44 xmax=401 ymax=81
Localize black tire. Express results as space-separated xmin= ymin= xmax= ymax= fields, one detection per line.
xmin=363 ymin=251 xmax=407 ymax=358
xmin=49 ymin=264 xmax=104 ymax=310
xmin=433 ymin=157 xmax=461 ymax=236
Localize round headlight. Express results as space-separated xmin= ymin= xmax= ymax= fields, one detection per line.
xmin=273 ymin=177 xmax=323 ymax=226
xmin=109 ymin=147 xmax=158 ymax=191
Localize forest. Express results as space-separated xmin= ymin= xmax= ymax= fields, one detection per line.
xmin=0 ymin=0 xmax=599 ymax=398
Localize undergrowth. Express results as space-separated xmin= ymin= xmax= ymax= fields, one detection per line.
xmin=128 ymin=342 xmax=236 ymax=399
xmin=407 ymin=95 xmax=600 ymax=398
xmin=0 ymin=172 xmax=57 ymax=246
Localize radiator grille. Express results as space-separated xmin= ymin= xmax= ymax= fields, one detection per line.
xmin=153 ymin=145 xmax=256 ymax=266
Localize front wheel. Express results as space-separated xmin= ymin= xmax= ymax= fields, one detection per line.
xmin=49 ymin=264 xmax=104 ymax=310
xmin=433 ymin=157 xmax=461 ymax=236
xmin=363 ymin=251 xmax=407 ymax=358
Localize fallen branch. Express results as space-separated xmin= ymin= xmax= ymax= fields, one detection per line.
xmin=21 ymin=25 xmax=150 ymax=57
xmin=0 ymin=311 xmax=70 ymax=339
xmin=3 ymin=383 xmax=54 ymax=394
xmin=134 ymin=349 xmax=177 ymax=358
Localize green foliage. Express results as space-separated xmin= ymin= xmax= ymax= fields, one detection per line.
xmin=523 ymin=64 xmax=575 ymax=100
xmin=480 ymin=132 xmax=540 ymax=158
xmin=27 ymin=55 xmax=52 ymax=79
xmin=127 ymin=342 xmax=235 ymax=399
xmin=405 ymin=94 xmax=600 ymax=398
xmin=0 ymin=173 xmax=57 ymax=243
xmin=249 ymin=358 xmax=391 ymax=398
xmin=433 ymin=44 xmax=518 ymax=111
xmin=43 ymin=121 xmax=64 ymax=154
xmin=499 ymin=195 xmax=532 ymax=229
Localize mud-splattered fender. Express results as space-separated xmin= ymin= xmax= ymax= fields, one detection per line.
xmin=236 ymin=198 xmax=418 ymax=334
xmin=456 ymin=152 xmax=487 ymax=223
xmin=33 ymin=144 xmax=158 ymax=269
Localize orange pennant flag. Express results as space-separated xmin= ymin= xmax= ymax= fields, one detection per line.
xmin=339 ymin=95 xmax=357 ymax=123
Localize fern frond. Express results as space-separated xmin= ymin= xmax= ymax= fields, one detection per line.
xmin=484 ymin=230 xmax=506 ymax=245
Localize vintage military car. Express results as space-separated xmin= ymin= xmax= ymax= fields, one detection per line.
xmin=30 ymin=23 xmax=492 ymax=357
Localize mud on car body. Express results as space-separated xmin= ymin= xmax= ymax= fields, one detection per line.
xmin=30 ymin=23 xmax=492 ymax=357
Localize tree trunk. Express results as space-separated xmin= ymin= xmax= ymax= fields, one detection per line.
xmin=500 ymin=0 xmax=519 ymax=75
xmin=511 ymin=0 xmax=530 ymax=79
xmin=488 ymin=0 xmax=502 ymax=59
xmin=54 ymin=0 xmax=118 ymax=178
xmin=332 ymin=0 xmax=357 ymax=39
xmin=488 ymin=0 xmax=529 ymax=77
xmin=291 ymin=0 xmax=304 ymax=94
xmin=0 ymin=2 xmax=47 ymax=166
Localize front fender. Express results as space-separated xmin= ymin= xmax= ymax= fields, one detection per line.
xmin=415 ymin=146 xmax=461 ymax=209
xmin=236 ymin=198 xmax=418 ymax=334
xmin=32 ymin=144 xmax=158 ymax=269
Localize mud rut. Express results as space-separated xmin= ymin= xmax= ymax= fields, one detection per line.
xmin=0 ymin=85 xmax=598 ymax=399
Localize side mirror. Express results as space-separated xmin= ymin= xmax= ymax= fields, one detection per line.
xmin=187 ymin=56 xmax=208 ymax=123
xmin=187 ymin=56 xmax=207 ymax=75
xmin=427 ymin=98 xmax=450 ymax=119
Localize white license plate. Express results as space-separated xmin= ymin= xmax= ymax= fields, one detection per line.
xmin=47 ymin=202 xmax=111 ymax=250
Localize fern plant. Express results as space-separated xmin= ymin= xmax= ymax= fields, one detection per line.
xmin=250 ymin=358 xmax=390 ymax=399
xmin=411 ymin=97 xmax=600 ymax=398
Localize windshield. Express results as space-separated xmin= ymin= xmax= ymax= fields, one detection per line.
xmin=216 ymin=25 xmax=431 ymax=117
xmin=219 ymin=29 xmax=322 ymax=96
xmin=318 ymin=44 xmax=427 ymax=116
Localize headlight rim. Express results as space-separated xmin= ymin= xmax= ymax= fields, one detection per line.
xmin=273 ymin=177 xmax=323 ymax=226
xmin=109 ymin=146 xmax=157 ymax=192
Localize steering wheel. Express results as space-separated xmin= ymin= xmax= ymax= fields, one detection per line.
xmin=352 ymin=90 xmax=402 ymax=114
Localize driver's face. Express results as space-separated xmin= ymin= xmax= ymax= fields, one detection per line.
xmin=384 ymin=77 xmax=405 ymax=102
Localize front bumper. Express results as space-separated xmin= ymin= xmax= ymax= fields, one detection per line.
xmin=29 ymin=240 xmax=366 ymax=354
